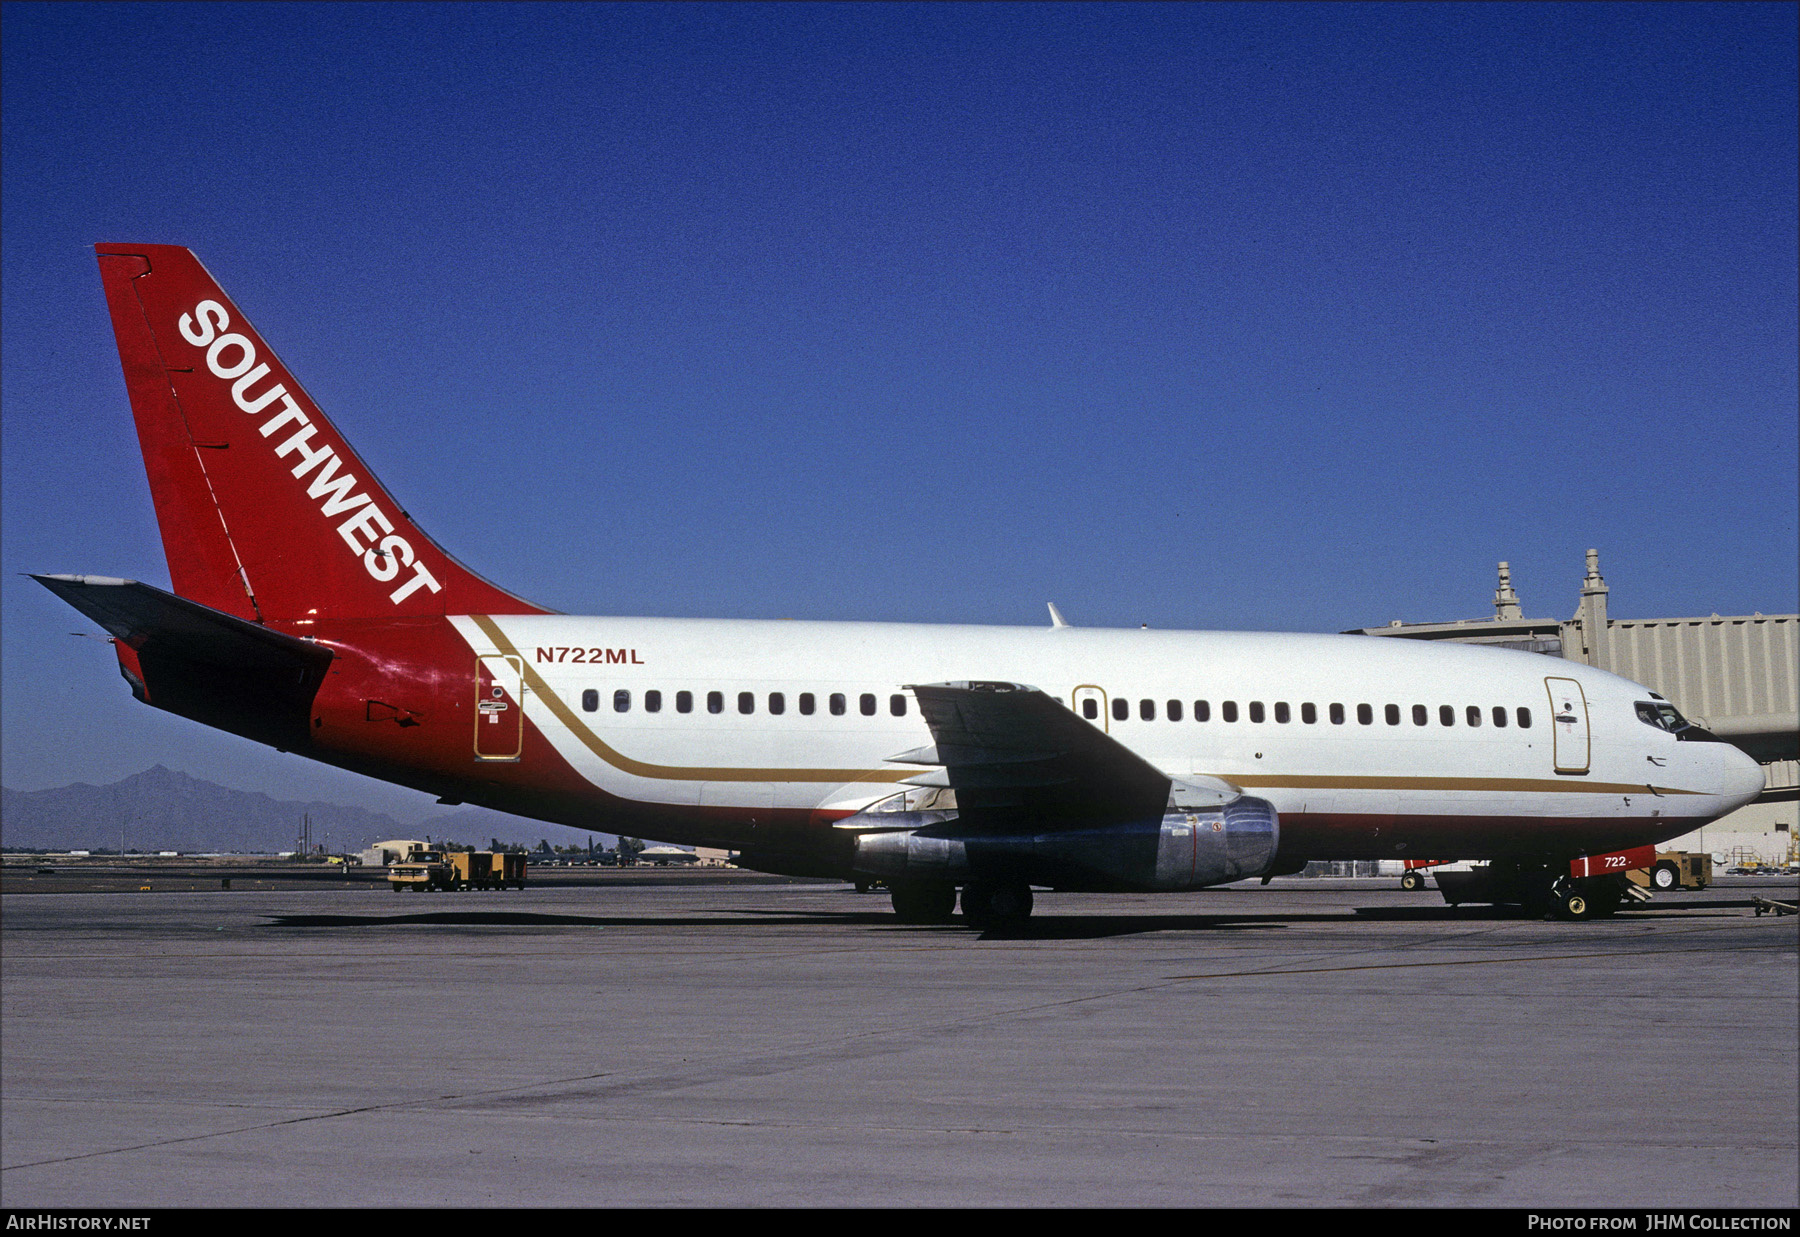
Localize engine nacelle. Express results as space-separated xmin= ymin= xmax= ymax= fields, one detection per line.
xmin=847 ymin=797 xmax=1279 ymax=892
xmin=850 ymin=816 xmax=970 ymax=883
xmin=1150 ymin=796 xmax=1279 ymax=889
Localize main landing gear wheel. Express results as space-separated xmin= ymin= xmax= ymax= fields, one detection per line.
xmin=962 ymin=881 xmax=1033 ymax=928
xmin=1399 ymin=870 xmax=1425 ymax=891
xmin=890 ymin=882 xmax=958 ymax=924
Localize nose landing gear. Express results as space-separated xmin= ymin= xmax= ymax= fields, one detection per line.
xmin=1536 ymin=873 xmax=1626 ymax=921
xmin=1438 ymin=861 xmax=1630 ymax=920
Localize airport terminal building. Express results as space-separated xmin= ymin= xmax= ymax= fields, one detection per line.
xmin=1350 ymin=550 xmax=1798 ymax=868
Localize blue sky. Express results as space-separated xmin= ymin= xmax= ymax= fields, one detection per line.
xmin=3 ymin=2 xmax=1795 ymax=820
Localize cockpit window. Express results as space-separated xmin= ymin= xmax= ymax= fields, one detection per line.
xmin=1636 ymin=701 xmax=1685 ymax=731
xmin=1634 ymin=700 xmax=1721 ymax=741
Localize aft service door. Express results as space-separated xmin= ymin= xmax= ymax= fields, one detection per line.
xmin=475 ymin=653 xmax=524 ymax=761
xmin=1545 ymin=676 xmax=1590 ymax=774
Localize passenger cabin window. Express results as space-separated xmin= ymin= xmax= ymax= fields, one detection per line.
xmin=1439 ymin=705 xmax=1454 ymax=726
xmin=1274 ymin=702 xmax=1290 ymax=724
xmin=860 ymin=693 xmax=876 ymax=716
xmin=769 ymin=692 xmax=785 ymax=715
xmin=1113 ymin=698 xmax=1129 ymax=722
xmin=1082 ymin=698 xmax=1099 ymax=720
xmin=1140 ymin=698 xmax=1155 ymax=721
xmin=890 ymin=694 xmax=907 ymax=717
xmin=582 ymin=689 xmax=599 ymax=713
xmin=1194 ymin=700 xmax=1210 ymax=722
xmin=1223 ymin=701 xmax=1239 ymax=723
xmin=1249 ymin=701 xmax=1265 ymax=723
xmin=1167 ymin=699 xmax=1183 ymax=722
xmin=1301 ymin=703 xmax=1316 ymax=724
xmin=1385 ymin=704 xmax=1400 ymax=726
xmin=1492 ymin=705 xmax=1507 ymax=728
xmin=830 ymin=693 xmax=846 ymax=716
xmin=1467 ymin=705 xmax=1481 ymax=727
xmin=1330 ymin=703 xmax=1345 ymax=725
xmin=1517 ymin=707 xmax=1532 ymax=728
xmin=615 ymin=690 xmax=631 ymax=713
xmin=707 ymin=691 xmax=723 ymax=714
xmin=1412 ymin=705 xmax=1428 ymax=726
xmin=1358 ymin=704 xmax=1373 ymax=725
xmin=738 ymin=692 xmax=754 ymax=715
xmin=677 ymin=691 xmax=693 ymax=714
xmin=646 ymin=690 xmax=662 ymax=713
xmin=799 ymin=693 xmax=815 ymax=715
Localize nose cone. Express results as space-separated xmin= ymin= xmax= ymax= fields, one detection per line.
xmin=1717 ymin=744 xmax=1766 ymax=812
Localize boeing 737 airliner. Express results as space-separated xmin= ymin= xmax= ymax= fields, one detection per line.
xmin=37 ymin=245 xmax=1766 ymax=925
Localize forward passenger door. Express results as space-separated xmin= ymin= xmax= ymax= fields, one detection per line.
xmin=1545 ymin=676 xmax=1590 ymax=775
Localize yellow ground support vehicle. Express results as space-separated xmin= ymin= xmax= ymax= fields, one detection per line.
xmin=387 ymin=849 xmax=454 ymax=892
xmin=1628 ymin=851 xmax=1712 ymax=892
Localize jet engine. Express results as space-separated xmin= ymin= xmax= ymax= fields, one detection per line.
xmin=847 ymin=795 xmax=1279 ymax=893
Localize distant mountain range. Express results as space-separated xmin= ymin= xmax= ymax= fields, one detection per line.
xmin=0 ymin=766 xmax=617 ymax=854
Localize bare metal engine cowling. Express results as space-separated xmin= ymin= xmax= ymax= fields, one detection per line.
xmin=850 ymin=796 xmax=1279 ymax=892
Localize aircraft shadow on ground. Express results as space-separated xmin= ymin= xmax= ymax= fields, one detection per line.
xmin=262 ymin=910 xmax=876 ymax=929
xmin=957 ymin=906 xmax=1582 ymax=938
xmin=1351 ymin=901 xmax=1763 ymax=921
xmin=261 ymin=899 xmax=1756 ymax=937
xmin=263 ymin=907 xmax=1388 ymax=937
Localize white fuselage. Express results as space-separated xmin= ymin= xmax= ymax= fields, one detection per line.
xmin=448 ymin=614 xmax=1764 ymax=860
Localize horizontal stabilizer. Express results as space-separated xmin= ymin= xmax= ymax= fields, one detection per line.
xmin=33 ymin=575 xmax=333 ymax=675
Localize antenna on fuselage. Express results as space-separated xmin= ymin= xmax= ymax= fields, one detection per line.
xmin=1047 ymin=603 xmax=1070 ymax=629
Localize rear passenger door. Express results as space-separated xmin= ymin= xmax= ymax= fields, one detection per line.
xmin=475 ymin=653 xmax=524 ymax=762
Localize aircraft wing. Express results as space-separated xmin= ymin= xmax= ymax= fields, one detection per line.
xmin=891 ymin=681 xmax=1172 ymax=830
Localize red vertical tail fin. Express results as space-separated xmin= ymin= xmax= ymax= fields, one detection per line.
xmin=94 ymin=244 xmax=546 ymax=622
